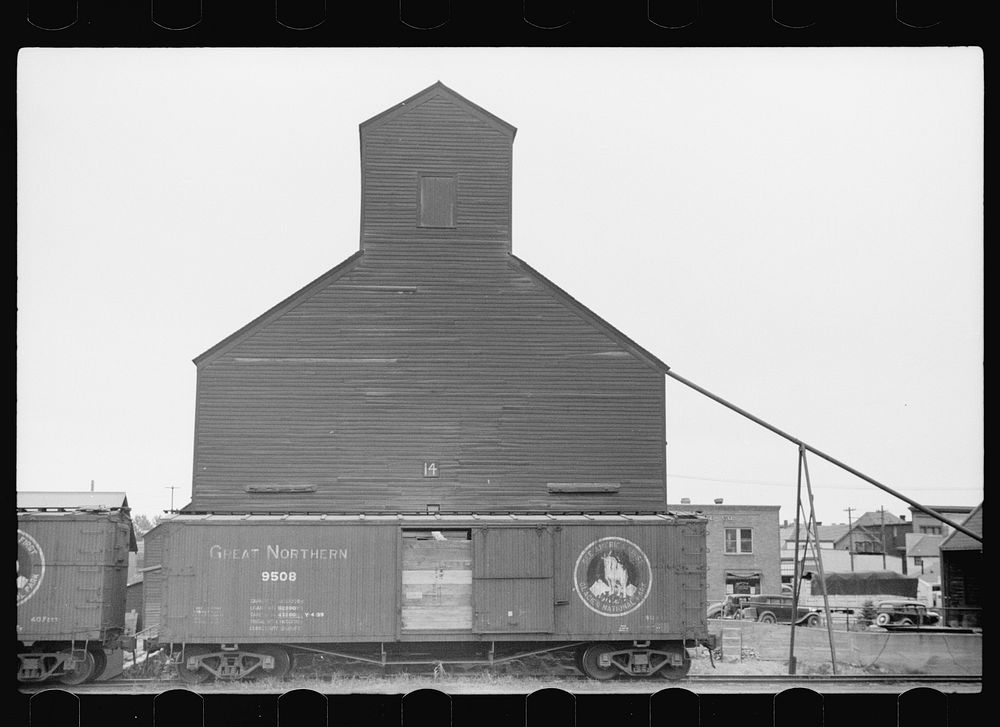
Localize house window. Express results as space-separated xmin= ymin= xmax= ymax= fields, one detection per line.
xmin=725 ymin=528 xmax=753 ymax=554
xmin=920 ymin=525 xmax=943 ymax=535
xmin=418 ymin=175 xmax=456 ymax=228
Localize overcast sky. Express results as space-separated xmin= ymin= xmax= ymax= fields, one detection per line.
xmin=17 ymin=48 xmax=982 ymax=525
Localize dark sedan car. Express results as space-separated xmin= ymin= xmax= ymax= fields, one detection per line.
xmin=740 ymin=594 xmax=822 ymax=626
xmin=874 ymin=600 xmax=940 ymax=626
xmin=708 ymin=593 xmax=757 ymax=619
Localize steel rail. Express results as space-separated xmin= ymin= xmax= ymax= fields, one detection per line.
xmin=18 ymin=674 xmax=982 ymax=692
xmin=664 ymin=370 xmax=982 ymax=543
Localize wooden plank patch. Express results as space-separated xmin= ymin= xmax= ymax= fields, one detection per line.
xmin=401 ymin=606 xmax=473 ymax=631
xmin=401 ymin=539 xmax=473 ymax=631
xmin=402 ymin=570 xmax=472 ymax=585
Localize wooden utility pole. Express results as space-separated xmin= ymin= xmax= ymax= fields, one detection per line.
xmin=880 ymin=506 xmax=887 ymax=569
xmin=801 ymin=447 xmax=838 ymax=674
xmin=845 ymin=507 xmax=855 ymax=571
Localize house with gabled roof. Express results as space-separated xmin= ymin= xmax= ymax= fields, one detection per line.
xmin=184 ymin=83 xmax=671 ymax=514
xmin=833 ymin=509 xmax=911 ymax=557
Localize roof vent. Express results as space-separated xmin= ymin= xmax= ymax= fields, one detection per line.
xmin=714 ymin=498 xmax=724 ymax=504
xmin=680 ymin=498 xmax=691 ymax=504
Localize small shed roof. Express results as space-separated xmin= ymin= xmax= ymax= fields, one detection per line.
xmin=940 ymin=502 xmax=983 ymax=551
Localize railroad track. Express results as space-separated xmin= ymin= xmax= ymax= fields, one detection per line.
xmin=19 ymin=673 xmax=982 ymax=694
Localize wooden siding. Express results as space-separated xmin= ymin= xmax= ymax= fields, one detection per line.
xmin=150 ymin=522 xmax=398 ymax=642
xmin=191 ymin=245 xmax=666 ymax=512
xmin=17 ymin=512 xmax=132 ymax=642
xmin=473 ymin=527 xmax=554 ymax=633
xmin=142 ymin=514 xmax=708 ymax=643
xmin=361 ymin=93 xmax=512 ymax=247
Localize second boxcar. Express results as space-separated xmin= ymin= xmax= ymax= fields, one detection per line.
xmin=17 ymin=496 xmax=137 ymax=684
xmin=143 ymin=512 xmax=710 ymax=680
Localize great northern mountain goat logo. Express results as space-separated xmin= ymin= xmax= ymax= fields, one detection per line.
xmin=17 ymin=530 xmax=45 ymax=606
xmin=574 ymin=537 xmax=651 ymax=616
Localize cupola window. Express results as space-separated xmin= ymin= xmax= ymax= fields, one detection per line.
xmin=418 ymin=175 xmax=456 ymax=228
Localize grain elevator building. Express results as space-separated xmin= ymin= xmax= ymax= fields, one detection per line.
xmin=186 ymin=83 xmax=670 ymax=514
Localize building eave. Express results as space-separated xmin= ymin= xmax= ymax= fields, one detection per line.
xmin=359 ymin=81 xmax=517 ymax=140
xmin=193 ymin=251 xmax=365 ymax=368
xmin=508 ymin=254 xmax=670 ymax=376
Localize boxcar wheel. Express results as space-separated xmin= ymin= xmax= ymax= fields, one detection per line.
xmin=56 ymin=651 xmax=96 ymax=685
xmin=579 ymin=644 xmax=620 ymax=681
xmin=89 ymin=649 xmax=108 ymax=681
xmin=177 ymin=646 xmax=213 ymax=684
xmin=655 ymin=643 xmax=691 ymax=680
xmin=255 ymin=646 xmax=291 ymax=680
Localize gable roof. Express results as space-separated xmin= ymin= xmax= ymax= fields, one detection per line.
xmin=194 ymin=250 xmax=671 ymax=375
xmin=193 ymin=251 xmax=364 ymax=366
xmin=508 ymin=255 xmax=669 ymax=375
xmin=940 ymin=502 xmax=983 ymax=551
xmin=195 ymin=86 xmax=665 ymax=375
xmin=360 ymin=81 xmax=517 ymax=140
xmin=854 ymin=510 xmax=904 ymax=527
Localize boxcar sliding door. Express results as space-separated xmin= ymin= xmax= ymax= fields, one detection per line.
xmin=400 ymin=530 xmax=473 ymax=631
xmin=472 ymin=527 xmax=554 ymax=633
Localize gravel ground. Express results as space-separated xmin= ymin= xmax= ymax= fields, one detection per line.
xmin=112 ymin=648 xmax=892 ymax=694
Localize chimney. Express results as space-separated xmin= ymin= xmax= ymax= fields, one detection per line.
xmin=680 ymin=498 xmax=691 ymax=504
xmin=783 ymin=519 xmax=789 ymax=527
xmin=713 ymin=498 xmax=723 ymax=504
xmin=816 ymin=521 xmax=822 ymax=526
xmin=899 ymin=514 xmax=906 ymax=522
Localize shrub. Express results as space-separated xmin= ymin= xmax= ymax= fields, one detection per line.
xmin=855 ymin=599 xmax=877 ymax=629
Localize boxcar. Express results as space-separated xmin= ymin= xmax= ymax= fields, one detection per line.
xmin=17 ymin=507 xmax=137 ymax=683
xmin=143 ymin=512 xmax=710 ymax=680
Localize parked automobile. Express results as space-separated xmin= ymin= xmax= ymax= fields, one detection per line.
xmin=708 ymin=594 xmax=756 ymax=619
xmin=740 ymin=594 xmax=822 ymax=626
xmin=873 ymin=600 xmax=940 ymax=626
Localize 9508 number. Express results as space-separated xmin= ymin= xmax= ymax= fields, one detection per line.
xmin=261 ymin=571 xmax=297 ymax=582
